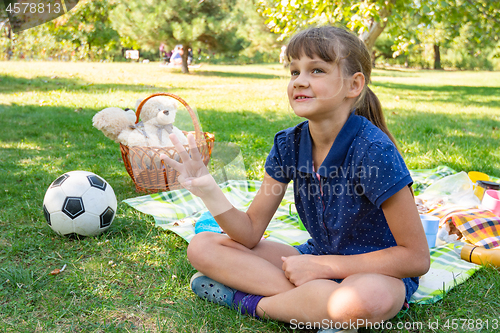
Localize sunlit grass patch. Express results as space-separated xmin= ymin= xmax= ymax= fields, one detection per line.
xmin=1 ymin=61 xmax=499 ymax=332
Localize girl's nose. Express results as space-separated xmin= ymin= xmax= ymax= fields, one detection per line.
xmin=293 ymin=73 xmax=308 ymax=88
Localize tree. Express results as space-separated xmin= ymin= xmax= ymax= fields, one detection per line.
xmin=0 ymin=1 xmax=12 ymax=59
xmin=0 ymin=19 xmax=13 ymax=60
xmin=0 ymin=1 xmax=13 ymax=60
xmin=258 ymin=0 xmax=500 ymax=68
xmin=48 ymin=0 xmax=120 ymax=59
xmin=257 ymin=0 xmax=412 ymax=51
xmin=390 ymin=0 xmax=500 ymax=69
xmin=111 ymin=0 xmax=247 ymax=73
xmin=0 ymin=1 xmax=7 ymax=21
xmin=229 ymin=0 xmax=281 ymax=63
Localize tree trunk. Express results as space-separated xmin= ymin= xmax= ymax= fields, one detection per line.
xmin=359 ymin=0 xmax=395 ymax=62
xmin=360 ymin=20 xmax=386 ymax=52
xmin=4 ymin=20 xmax=12 ymax=60
xmin=433 ymin=44 xmax=441 ymax=70
xmin=87 ymin=42 xmax=92 ymax=61
xmin=181 ymin=44 xmax=189 ymax=74
xmin=360 ymin=20 xmax=387 ymax=66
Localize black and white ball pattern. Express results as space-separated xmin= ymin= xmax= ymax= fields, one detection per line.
xmin=43 ymin=171 xmax=117 ymax=237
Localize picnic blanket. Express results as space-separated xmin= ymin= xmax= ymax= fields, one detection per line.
xmin=443 ymin=209 xmax=500 ymax=249
xmin=123 ymin=166 xmax=483 ymax=304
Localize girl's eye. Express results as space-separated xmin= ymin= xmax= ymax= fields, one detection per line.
xmin=290 ymin=70 xmax=299 ymax=76
xmin=312 ymin=68 xmax=324 ymax=74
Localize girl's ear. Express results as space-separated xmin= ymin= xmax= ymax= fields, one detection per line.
xmin=346 ymin=72 xmax=365 ymax=98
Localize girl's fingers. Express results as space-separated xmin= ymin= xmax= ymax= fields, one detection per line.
xmin=177 ymin=175 xmax=193 ymax=190
xmin=169 ymin=133 xmax=190 ymax=163
xmin=187 ymin=133 xmax=203 ymax=162
xmin=160 ymin=153 xmax=183 ymax=172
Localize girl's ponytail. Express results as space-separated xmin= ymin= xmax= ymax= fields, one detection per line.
xmin=356 ymin=86 xmax=413 ymax=196
xmin=355 ymin=87 xmax=398 ymax=148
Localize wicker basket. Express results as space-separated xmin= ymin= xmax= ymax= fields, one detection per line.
xmin=119 ymin=93 xmax=215 ymax=193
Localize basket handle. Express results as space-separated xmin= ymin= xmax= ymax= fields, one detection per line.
xmin=134 ymin=93 xmax=202 ymax=141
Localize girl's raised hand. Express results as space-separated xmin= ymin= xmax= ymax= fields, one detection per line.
xmin=160 ymin=133 xmax=214 ymax=198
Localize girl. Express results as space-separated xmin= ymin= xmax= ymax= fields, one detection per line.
xmin=161 ymin=26 xmax=430 ymax=332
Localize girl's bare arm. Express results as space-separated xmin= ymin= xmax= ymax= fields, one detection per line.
xmin=161 ymin=133 xmax=288 ymax=249
xmin=212 ymin=172 xmax=288 ymax=248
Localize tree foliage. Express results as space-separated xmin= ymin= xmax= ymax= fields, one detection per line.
xmin=111 ymin=0 xmax=249 ymax=73
xmin=1 ymin=0 xmax=498 ymax=69
xmin=389 ymin=0 xmax=500 ymax=68
xmin=258 ymin=0 xmax=410 ymax=50
xmin=258 ymin=0 xmax=500 ymax=63
xmin=0 ymin=0 xmax=121 ymax=61
xmin=0 ymin=1 xmax=8 ymax=21
xmin=47 ymin=0 xmax=120 ymax=58
xmin=1 ymin=0 xmax=279 ymax=65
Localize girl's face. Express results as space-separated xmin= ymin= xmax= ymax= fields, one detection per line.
xmin=287 ymin=55 xmax=353 ymax=120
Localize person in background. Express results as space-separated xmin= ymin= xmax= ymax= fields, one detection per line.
xmin=170 ymin=45 xmax=184 ymax=66
xmin=279 ymin=45 xmax=287 ymax=66
xmin=187 ymin=48 xmax=193 ymax=65
xmin=159 ymin=43 xmax=168 ymax=63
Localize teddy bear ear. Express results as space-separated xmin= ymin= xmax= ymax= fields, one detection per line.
xmin=165 ymin=100 xmax=178 ymax=111
xmin=135 ymin=98 xmax=144 ymax=110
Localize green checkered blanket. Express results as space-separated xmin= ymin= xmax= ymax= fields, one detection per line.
xmin=124 ymin=166 xmax=483 ymax=304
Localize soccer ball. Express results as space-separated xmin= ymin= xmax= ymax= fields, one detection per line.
xmin=43 ymin=171 xmax=117 ymax=237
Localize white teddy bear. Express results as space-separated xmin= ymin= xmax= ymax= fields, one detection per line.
xmin=91 ymin=107 xmax=136 ymax=143
xmin=92 ymin=96 xmax=188 ymax=147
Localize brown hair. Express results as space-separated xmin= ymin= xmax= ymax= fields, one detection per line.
xmin=286 ymin=26 xmax=398 ymax=146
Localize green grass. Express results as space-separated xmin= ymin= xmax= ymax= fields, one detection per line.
xmin=1 ymin=61 xmax=500 ymax=332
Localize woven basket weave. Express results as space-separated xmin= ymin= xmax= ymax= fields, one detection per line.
xmin=119 ymin=93 xmax=214 ymax=193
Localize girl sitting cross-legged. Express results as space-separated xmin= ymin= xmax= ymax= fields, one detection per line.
xmin=161 ymin=25 xmax=430 ymax=332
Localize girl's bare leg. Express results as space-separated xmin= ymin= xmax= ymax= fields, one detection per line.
xmin=188 ymin=232 xmax=406 ymax=327
xmin=187 ymin=232 xmax=300 ymax=296
xmin=256 ymin=273 xmax=406 ymax=326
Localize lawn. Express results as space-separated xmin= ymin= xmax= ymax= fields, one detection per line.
xmin=0 ymin=61 xmax=499 ymax=332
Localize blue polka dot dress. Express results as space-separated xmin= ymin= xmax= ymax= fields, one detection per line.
xmin=265 ymin=112 xmax=419 ymax=302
